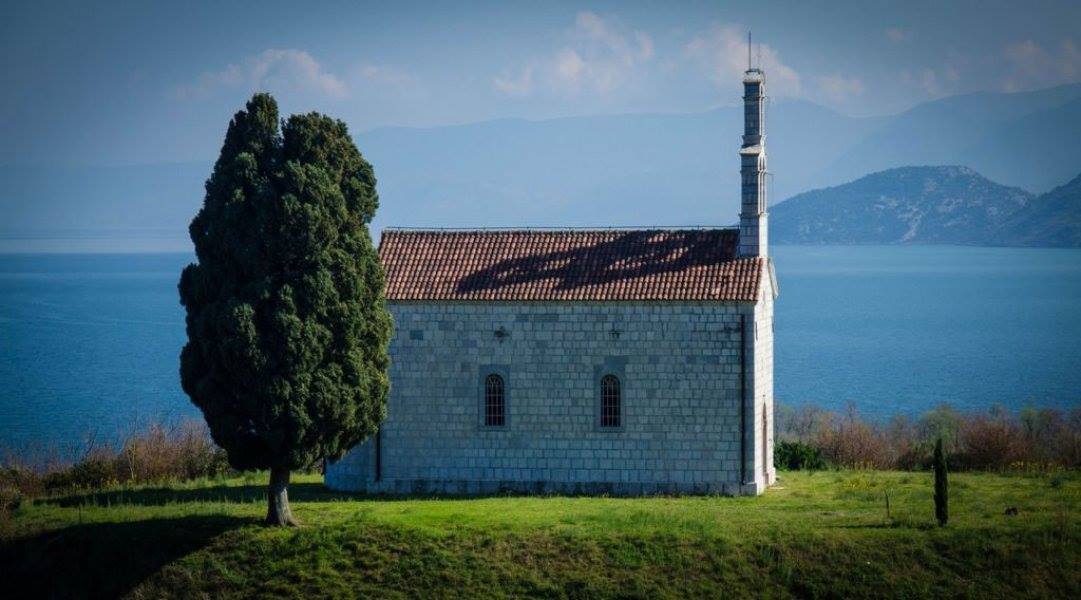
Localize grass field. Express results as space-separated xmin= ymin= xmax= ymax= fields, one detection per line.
xmin=1 ymin=470 xmax=1078 ymax=598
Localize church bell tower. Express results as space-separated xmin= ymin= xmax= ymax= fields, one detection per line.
xmin=738 ymin=35 xmax=768 ymax=258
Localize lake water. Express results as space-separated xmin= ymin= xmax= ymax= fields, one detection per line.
xmin=1 ymin=246 xmax=1079 ymax=448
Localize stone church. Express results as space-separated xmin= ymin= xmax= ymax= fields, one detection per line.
xmin=327 ymin=66 xmax=777 ymax=496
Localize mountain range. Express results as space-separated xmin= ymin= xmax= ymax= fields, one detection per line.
xmin=770 ymin=166 xmax=1080 ymax=247
xmin=1 ymin=83 xmax=1079 ymax=251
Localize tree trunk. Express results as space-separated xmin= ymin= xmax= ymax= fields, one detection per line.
xmin=266 ymin=466 xmax=299 ymax=527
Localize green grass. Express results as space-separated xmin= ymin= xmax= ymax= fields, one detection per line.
xmin=2 ymin=470 xmax=1078 ymax=598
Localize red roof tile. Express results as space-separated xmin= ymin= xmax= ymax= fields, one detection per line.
xmin=379 ymin=229 xmax=764 ymax=302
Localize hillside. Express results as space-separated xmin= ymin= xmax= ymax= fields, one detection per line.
xmin=997 ymin=173 xmax=1081 ymax=247
xmin=1 ymin=471 xmax=1078 ymax=598
xmin=770 ymin=166 xmax=1036 ymax=245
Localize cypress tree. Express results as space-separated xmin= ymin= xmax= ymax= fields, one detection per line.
xmin=178 ymin=94 xmax=391 ymax=526
xmin=933 ymin=437 xmax=948 ymax=527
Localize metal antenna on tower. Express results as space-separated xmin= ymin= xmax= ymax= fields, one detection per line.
xmin=747 ymin=32 xmax=752 ymax=70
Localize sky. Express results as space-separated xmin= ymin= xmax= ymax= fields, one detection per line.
xmin=2 ymin=0 xmax=1080 ymax=167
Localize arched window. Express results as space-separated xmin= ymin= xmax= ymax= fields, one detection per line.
xmin=600 ymin=374 xmax=621 ymax=428
xmin=484 ymin=374 xmax=505 ymax=427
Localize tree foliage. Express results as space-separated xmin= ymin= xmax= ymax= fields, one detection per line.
xmin=178 ymin=93 xmax=391 ymax=485
xmin=933 ymin=437 xmax=949 ymax=527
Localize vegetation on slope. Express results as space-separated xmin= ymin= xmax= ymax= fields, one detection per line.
xmin=1 ymin=471 xmax=1077 ymax=598
xmin=770 ymin=166 xmax=1034 ymax=245
xmin=776 ymin=403 xmax=1081 ymax=471
xmin=998 ymin=172 xmax=1081 ymax=247
xmin=770 ymin=166 xmax=1081 ymax=247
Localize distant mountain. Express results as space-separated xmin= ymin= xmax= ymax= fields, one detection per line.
xmin=822 ymin=84 xmax=1081 ymax=194
xmin=0 ymin=100 xmax=883 ymax=248
xmin=997 ymin=173 xmax=1081 ymax=247
xmin=360 ymin=99 xmax=881 ymax=234
xmin=1 ymin=83 xmax=1079 ymax=251
xmin=771 ymin=166 xmax=1081 ymax=246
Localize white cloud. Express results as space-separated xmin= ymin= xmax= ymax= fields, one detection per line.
xmin=900 ymin=67 xmax=947 ymax=97
xmin=175 ymin=49 xmax=347 ymax=100
xmin=815 ymin=73 xmax=866 ymax=103
xmin=1000 ymin=39 xmax=1081 ymax=92
xmin=494 ymin=66 xmax=535 ymax=97
xmin=899 ymin=48 xmax=965 ymax=100
xmin=493 ymin=11 xmax=655 ymax=98
xmin=684 ymin=25 xmax=802 ymax=98
xmin=886 ymin=28 xmax=911 ymax=43
xmin=555 ymin=49 xmax=587 ymax=84
xmin=353 ymin=63 xmax=419 ymax=91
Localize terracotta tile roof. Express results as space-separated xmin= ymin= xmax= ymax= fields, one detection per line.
xmin=379 ymin=228 xmax=764 ymax=302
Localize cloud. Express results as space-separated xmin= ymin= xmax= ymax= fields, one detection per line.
xmin=900 ymin=67 xmax=952 ymax=98
xmin=815 ymin=73 xmax=866 ymax=103
xmin=175 ymin=49 xmax=347 ymax=100
xmin=634 ymin=31 xmax=655 ymax=61
xmin=684 ymin=25 xmax=802 ymax=98
xmin=493 ymin=11 xmax=655 ymax=98
xmin=494 ymin=65 xmax=535 ymax=97
xmin=1000 ymin=39 xmax=1081 ymax=92
xmin=886 ymin=28 xmax=911 ymax=43
xmin=353 ymin=63 xmax=420 ymax=91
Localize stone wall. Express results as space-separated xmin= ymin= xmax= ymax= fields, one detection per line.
xmin=326 ymin=299 xmax=772 ymax=495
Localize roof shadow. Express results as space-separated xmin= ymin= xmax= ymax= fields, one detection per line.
xmin=455 ymin=229 xmax=737 ymax=294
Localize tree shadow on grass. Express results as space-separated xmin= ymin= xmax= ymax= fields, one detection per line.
xmin=0 ymin=514 xmax=253 ymax=599
xmin=42 ymin=483 xmax=642 ymax=509
xmin=41 ymin=482 xmax=355 ymax=508
xmin=41 ymin=482 xmax=744 ymax=512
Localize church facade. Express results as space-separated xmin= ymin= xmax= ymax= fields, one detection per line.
xmin=326 ymin=67 xmax=777 ymax=496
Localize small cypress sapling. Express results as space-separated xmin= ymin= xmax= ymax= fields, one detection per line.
xmin=933 ymin=437 xmax=948 ymax=527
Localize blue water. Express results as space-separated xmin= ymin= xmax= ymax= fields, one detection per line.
xmin=775 ymin=246 xmax=1081 ymax=416
xmin=1 ymin=246 xmax=1079 ymax=448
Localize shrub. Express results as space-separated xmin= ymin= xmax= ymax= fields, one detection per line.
xmin=816 ymin=406 xmax=893 ymax=469
xmin=0 ymin=466 xmax=44 ymax=500
xmin=954 ymin=414 xmax=1026 ymax=470
xmin=0 ymin=484 xmax=21 ymax=512
xmin=1050 ymin=408 xmax=1081 ymax=468
xmin=2 ymin=419 xmax=234 ymax=497
xmin=776 ymin=403 xmax=1081 ymax=473
xmin=44 ymin=454 xmax=116 ymax=492
xmin=774 ymin=440 xmax=827 ymax=471
xmin=118 ymin=422 xmax=228 ymax=484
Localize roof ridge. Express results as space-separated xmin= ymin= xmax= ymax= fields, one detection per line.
xmin=383 ymin=226 xmax=738 ymax=233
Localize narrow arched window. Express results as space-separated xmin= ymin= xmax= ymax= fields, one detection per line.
xmin=600 ymin=374 xmax=621 ymax=428
xmin=484 ymin=374 xmax=505 ymax=427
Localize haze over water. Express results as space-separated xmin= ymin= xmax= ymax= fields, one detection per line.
xmin=1 ymin=245 xmax=1079 ymax=449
